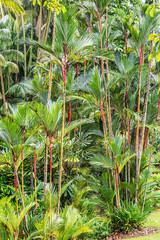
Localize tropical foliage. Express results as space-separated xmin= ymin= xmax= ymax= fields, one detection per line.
xmin=0 ymin=0 xmax=160 ymax=239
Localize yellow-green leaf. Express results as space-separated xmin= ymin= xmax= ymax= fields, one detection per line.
xmin=148 ymin=53 xmax=153 ymax=61
xmin=155 ymin=38 xmax=159 ymax=44
xmin=150 ymin=7 xmax=155 ymax=17
xmin=156 ymin=52 xmax=160 ymax=62
xmin=148 ymin=34 xmax=157 ymax=41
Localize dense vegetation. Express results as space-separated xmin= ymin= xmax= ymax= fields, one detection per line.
xmin=0 ymin=0 xmax=160 ymax=239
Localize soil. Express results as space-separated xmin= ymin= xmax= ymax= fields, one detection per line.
xmin=100 ymin=227 xmax=159 ymax=240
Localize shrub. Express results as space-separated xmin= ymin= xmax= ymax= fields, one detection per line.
xmin=83 ymin=218 xmax=111 ymax=240
xmin=108 ymin=201 xmax=152 ymax=233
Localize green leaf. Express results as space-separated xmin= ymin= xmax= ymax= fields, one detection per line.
xmin=156 ymin=52 xmax=160 ymax=62
xmin=119 ymin=154 xmax=136 ymax=173
xmin=90 ymin=154 xmax=115 ymax=169
xmin=0 ymin=54 xmax=6 ymax=67
xmin=150 ymin=7 xmax=155 ymax=17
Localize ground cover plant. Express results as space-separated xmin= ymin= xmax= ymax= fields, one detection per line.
xmin=0 ymin=0 xmax=160 ymax=239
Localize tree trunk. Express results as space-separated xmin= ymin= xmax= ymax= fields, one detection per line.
xmin=22 ymin=16 xmax=27 ymax=78
xmin=37 ymin=0 xmax=43 ymax=59
xmin=16 ymin=25 xmax=19 ymax=82
xmin=0 ymin=65 xmax=7 ymax=117
xmin=31 ymin=156 xmax=33 ymax=195
xmin=89 ymin=14 xmax=92 ymax=36
xmin=100 ymin=100 xmax=111 ymax=189
xmin=39 ymin=0 xmax=42 ymax=42
xmin=48 ymin=9 xmax=57 ymax=101
xmin=142 ymin=130 xmax=155 ymax=212
xmin=128 ymin=117 xmax=131 ymax=192
xmin=33 ymin=152 xmax=37 ymax=211
xmin=42 ymin=9 xmax=52 ymax=44
xmin=29 ymin=2 xmax=34 ymax=70
xmin=116 ymin=167 xmax=120 ymax=209
xmin=0 ymin=3 xmax=4 ymax=18
xmin=105 ymin=5 xmax=113 ymax=141
xmin=31 ymin=156 xmax=33 ymax=214
xmin=49 ymin=137 xmax=53 ymax=212
xmin=12 ymin=152 xmax=28 ymax=229
xmin=21 ymin=151 xmax=24 ymax=203
xmin=57 ymin=60 xmax=67 ymax=214
xmin=135 ymin=46 xmax=144 ymax=203
xmin=138 ymin=40 xmax=153 ymax=174
xmin=44 ymin=144 xmax=48 ymax=200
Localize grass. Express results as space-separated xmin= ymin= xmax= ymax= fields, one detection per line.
xmin=125 ymin=210 xmax=160 ymax=240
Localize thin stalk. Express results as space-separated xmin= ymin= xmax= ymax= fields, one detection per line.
xmin=135 ymin=45 xmax=144 ymax=203
xmin=33 ymin=152 xmax=37 ymax=211
xmin=125 ymin=32 xmax=128 ymax=56
xmin=84 ymin=61 xmax=86 ymax=76
xmin=138 ymin=39 xmax=153 ymax=177
xmin=22 ymin=16 xmax=27 ymax=78
xmin=48 ymin=9 xmax=57 ymax=101
xmin=0 ymin=3 xmax=4 ymax=17
xmin=16 ymin=23 xmax=19 ymax=82
xmin=31 ymin=156 xmax=33 ymax=214
xmin=100 ymin=100 xmax=111 ymax=189
xmin=128 ymin=117 xmax=131 ymax=186
xmin=89 ymin=14 xmax=92 ymax=36
xmin=38 ymin=0 xmax=42 ymax=42
xmin=44 ymin=143 xmax=48 ymax=200
xmin=12 ymin=152 xmax=28 ymax=229
xmin=142 ymin=130 xmax=155 ymax=212
xmin=143 ymin=128 xmax=147 ymax=151
xmin=31 ymin=156 xmax=33 ymax=196
xmin=37 ymin=0 xmax=43 ymax=58
xmin=105 ymin=5 xmax=113 ymax=141
xmin=29 ymin=2 xmax=34 ymax=69
xmin=49 ymin=137 xmax=53 ymax=213
xmin=116 ymin=167 xmax=120 ymax=209
xmin=124 ymin=113 xmax=128 ymax=201
xmin=14 ymin=161 xmax=18 ymax=213
xmin=156 ymin=101 xmax=160 ymax=120
xmin=21 ymin=151 xmax=24 ymax=202
xmin=124 ymin=30 xmax=128 ymax=199
xmin=0 ymin=65 xmax=7 ymax=117
xmin=57 ymin=58 xmax=67 ymax=214
xmin=42 ymin=9 xmax=52 ymax=44
xmin=68 ymin=101 xmax=71 ymax=123
xmin=97 ymin=61 xmax=111 ymax=189
xmin=74 ymin=100 xmax=78 ymax=137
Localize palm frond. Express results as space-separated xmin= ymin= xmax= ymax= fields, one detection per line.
xmin=1 ymin=0 xmax=24 ymax=15
xmin=6 ymin=62 xmax=19 ymax=73
xmin=0 ymin=54 xmax=6 ymax=67
xmin=2 ymin=50 xmax=24 ymax=62
xmin=90 ymin=154 xmax=114 ymax=169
